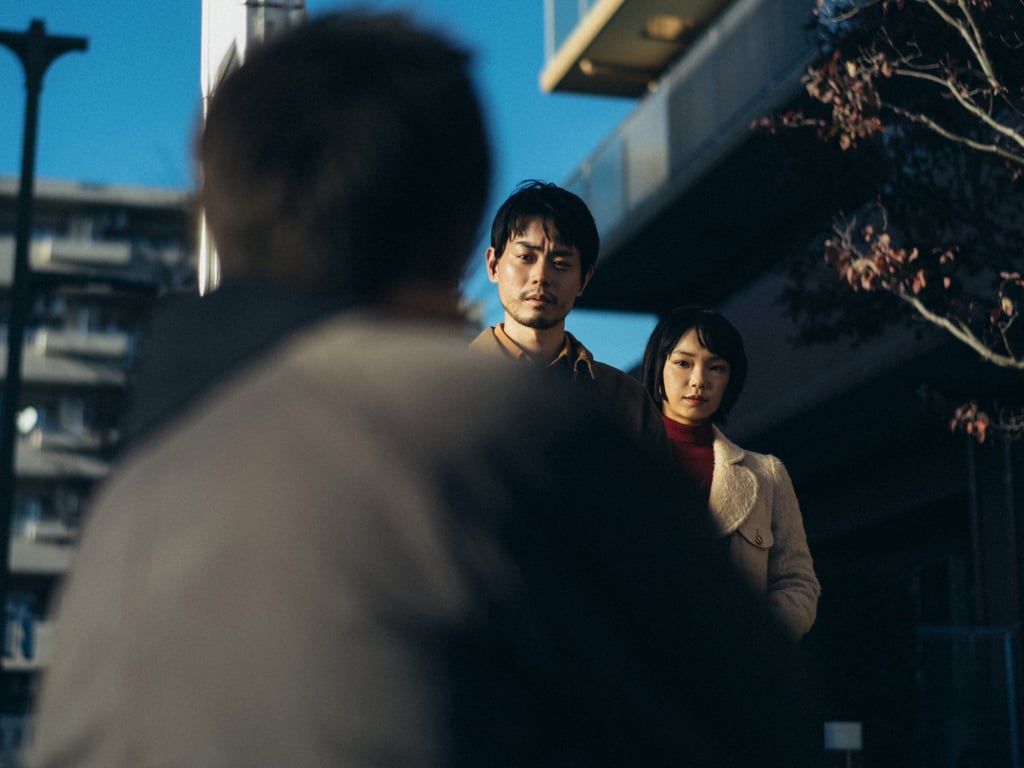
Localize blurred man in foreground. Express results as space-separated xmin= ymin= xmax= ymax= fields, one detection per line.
xmin=26 ymin=11 xmax=820 ymax=768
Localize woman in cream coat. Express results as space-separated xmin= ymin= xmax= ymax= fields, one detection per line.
xmin=641 ymin=306 xmax=820 ymax=639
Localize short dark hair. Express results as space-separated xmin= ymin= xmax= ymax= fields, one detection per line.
xmin=489 ymin=180 xmax=599 ymax=279
xmin=199 ymin=11 xmax=491 ymax=300
xmin=641 ymin=306 xmax=748 ymax=424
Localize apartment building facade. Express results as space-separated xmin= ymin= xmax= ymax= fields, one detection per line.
xmin=0 ymin=176 xmax=195 ymax=762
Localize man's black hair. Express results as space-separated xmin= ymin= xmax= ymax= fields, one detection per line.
xmin=489 ymin=180 xmax=599 ymax=280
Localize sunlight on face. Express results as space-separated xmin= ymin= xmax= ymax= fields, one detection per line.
xmin=486 ymin=218 xmax=591 ymax=332
xmin=661 ymin=328 xmax=731 ymax=425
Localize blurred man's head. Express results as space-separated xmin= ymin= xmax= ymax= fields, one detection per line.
xmin=199 ymin=12 xmax=491 ymax=304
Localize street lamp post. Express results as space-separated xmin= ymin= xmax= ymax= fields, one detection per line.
xmin=0 ymin=19 xmax=87 ymax=644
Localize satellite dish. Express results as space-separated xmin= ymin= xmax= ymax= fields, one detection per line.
xmin=16 ymin=406 xmax=38 ymax=435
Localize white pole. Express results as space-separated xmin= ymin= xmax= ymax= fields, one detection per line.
xmin=197 ymin=1 xmax=306 ymax=295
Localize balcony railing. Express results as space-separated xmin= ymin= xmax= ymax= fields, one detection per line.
xmin=564 ymin=0 xmax=818 ymax=249
xmin=0 ymin=235 xmax=134 ymax=287
xmin=32 ymin=328 xmax=131 ymax=360
xmin=31 ymin=236 xmax=131 ymax=267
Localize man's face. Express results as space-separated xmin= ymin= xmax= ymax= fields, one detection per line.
xmin=486 ymin=217 xmax=593 ymax=332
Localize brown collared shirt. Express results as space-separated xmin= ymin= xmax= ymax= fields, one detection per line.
xmin=469 ymin=326 xmax=673 ymax=473
xmin=491 ymin=324 xmax=596 ymax=382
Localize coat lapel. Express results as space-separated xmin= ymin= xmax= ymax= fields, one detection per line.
xmin=707 ymin=427 xmax=758 ymax=536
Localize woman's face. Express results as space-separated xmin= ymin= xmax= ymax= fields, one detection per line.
xmin=661 ymin=328 xmax=732 ymax=425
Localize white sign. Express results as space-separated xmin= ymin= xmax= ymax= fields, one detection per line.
xmin=824 ymin=720 xmax=863 ymax=751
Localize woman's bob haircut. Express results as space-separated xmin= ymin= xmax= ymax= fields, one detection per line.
xmin=641 ymin=305 xmax=748 ymax=425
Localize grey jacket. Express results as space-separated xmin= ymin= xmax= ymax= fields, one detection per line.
xmin=27 ymin=311 xmax=822 ymax=768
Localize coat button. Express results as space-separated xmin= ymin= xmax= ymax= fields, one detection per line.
xmin=755 ymin=532 xmax=763 ymax=545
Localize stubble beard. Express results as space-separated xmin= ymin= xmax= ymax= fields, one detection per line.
xmin=506 ymin=302 xmax=566 ymax=331
xmin=516 ymin=313 xmax=561 ymax=330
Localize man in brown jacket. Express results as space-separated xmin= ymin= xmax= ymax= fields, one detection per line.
xmin=471 ymin=181 xmax=669 ymax=456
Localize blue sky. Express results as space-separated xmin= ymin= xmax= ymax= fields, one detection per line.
xmin=0 ymin=1 xmax=658 ymax=369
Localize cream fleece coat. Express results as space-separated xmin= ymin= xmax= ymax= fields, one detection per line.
xmin=707 ymin=426 xmax=820 ymax=639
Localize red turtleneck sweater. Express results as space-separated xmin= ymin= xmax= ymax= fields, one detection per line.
xmin=662 ymin=417 xmax=715 ymax=502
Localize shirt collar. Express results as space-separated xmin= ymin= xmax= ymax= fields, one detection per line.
xmin=564 ymin=331 xmax=597 ymax=382
xmin=491 ymin=325 xmax=597 ymax=382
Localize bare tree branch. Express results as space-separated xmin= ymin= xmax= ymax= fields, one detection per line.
xmin=764 ymin=1 xmax=1024 ymax=439
xmin=895 ymin=288 xmax=1023 ymax=368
